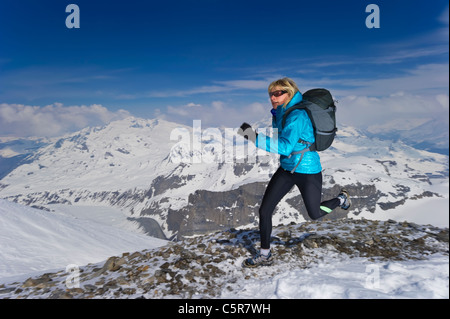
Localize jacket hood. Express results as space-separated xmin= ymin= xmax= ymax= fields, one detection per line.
xmin=284 ymin=91 xmax=303 ymax=109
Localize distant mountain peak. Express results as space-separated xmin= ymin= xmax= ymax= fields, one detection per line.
xmin=1 ymin=116 xmax=448 ymax=239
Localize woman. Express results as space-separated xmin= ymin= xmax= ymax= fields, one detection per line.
xmin=238 ymin=77 xmax=351 ymax=268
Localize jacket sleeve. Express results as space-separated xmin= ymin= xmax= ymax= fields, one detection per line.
xmin=256 ymin=110 xmax=307 ymax=156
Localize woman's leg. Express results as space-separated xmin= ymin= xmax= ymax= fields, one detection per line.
xmin=259 ymin=167 xmax=295 ymax=249
xmin=294 ymin=172 xmax=341 ymax=220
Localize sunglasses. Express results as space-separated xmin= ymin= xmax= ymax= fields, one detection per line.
xmin=269 ymin=90 xmax=288 ymax=97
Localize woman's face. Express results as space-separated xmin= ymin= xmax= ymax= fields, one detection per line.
xmin=269 ymin=86 xmax=289 ymax=109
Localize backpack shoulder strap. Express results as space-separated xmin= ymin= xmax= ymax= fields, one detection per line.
xmin=281 ymin=102 xmax=306 ymax=129
xmin=281 ymin=102 xmax=313 ymax=150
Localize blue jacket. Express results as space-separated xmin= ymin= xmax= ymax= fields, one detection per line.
xmin=255 ymin=91 xmax=322 ymax=174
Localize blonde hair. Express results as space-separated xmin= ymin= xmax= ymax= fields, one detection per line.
xmin=268 ymin=77 xmax=300 ymax=108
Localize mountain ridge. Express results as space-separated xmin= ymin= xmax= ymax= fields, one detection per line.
xmin=0 ymin=116 xmax=448 ymax=239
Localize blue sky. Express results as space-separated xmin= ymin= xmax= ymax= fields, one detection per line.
xmin=0 ymin=0 xmax=448 ymax=137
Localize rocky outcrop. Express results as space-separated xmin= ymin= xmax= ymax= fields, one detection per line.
xmin=166 ymin=182 xmax=266 ymax=237
xmin=1 ymin=218 xmax=447 ymax=299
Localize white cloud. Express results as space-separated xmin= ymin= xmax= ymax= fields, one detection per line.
xmin=438 ymin=5 xmax=449 ymax=25
xmin=159 ymin=61 xmax=449 ymax=135
xmin=337 ymin=92 xmax=449 ymax=132
xmin=144 ymin=79 xmax=272 ymax=98
xmin=0 ymin=103 xmax=130 ymax=138
xmin=161 ymin=101 xmax=267 ymax=128
xmin=186 ymin=102 xmax=202 ymax=107
xmin=145 ymin=85 xmax=230 ymax=98
xmin=213 ymin=80 xmax=270 ymax=90
xmin=318 ymin=62 xmax=449 ymax=98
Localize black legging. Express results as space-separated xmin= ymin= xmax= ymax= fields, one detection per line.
xmin=259 ymin=167 xmax=340 ymax=249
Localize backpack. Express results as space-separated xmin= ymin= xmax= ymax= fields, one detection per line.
xmin=281 ymin=88 xmax=337 ymax=173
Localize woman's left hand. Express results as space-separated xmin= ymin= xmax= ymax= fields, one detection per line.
xmin=238 ymin=122 xmax=257 ymax=143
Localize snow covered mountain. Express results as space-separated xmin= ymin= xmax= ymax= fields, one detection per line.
xmin=0 ymin=199 xmax=168 ymax=282
xmin=364 ymin=117 xmax=449 ymax=155
xmin=0 ymin=201 xmax=448 ymax=299
xmin=0 ymin=137 xmax=51 ymax=180
xmin=0 ymin=116 xmax=448 ymax=240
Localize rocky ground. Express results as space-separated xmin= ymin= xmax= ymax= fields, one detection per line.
xmin=0 ymin=218 xmax=448 ymax=299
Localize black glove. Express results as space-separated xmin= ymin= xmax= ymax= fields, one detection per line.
xmin=238 ymin=122 xmax=257 ymax=143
